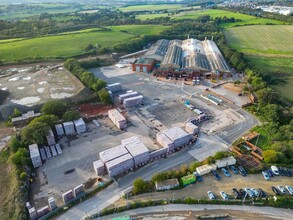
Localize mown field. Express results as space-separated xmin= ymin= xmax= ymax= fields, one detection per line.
xmin=0 ymin=25 xmax=169 ymax=62
xmin=136 ymin=9 xmax=288 ymax=27
xmin=119 ymin=4 xmax=183 ymax=12
xmin=245 ymin=56 xmax=293 ymax=99
xmin=136 ymin=13 xmax=169 ymax=20
xmin=224 ymin=25 xmax=293 ymax=55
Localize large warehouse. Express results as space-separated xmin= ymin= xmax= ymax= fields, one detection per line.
xmin=132 ymin=38 xmax=231 ymax=79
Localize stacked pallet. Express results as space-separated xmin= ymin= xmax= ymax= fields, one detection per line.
xmin=107 ymin=83 xmax=122 ymax=92
xmin=63 ymin=121 xmax=75 ymax=135
xmin=156 ymin=132 xmax=175 ymax=152
xmin=46 ymin=129 xmax=56 ymax=146
xmin=123 ymin=137 xmax=150 ymax=167
xmin=93 ymin=160 xmax=105 ymax=176
xmin=29 ymin=144 xmax=42 ymax=168
xmin=99 ymin=144 xmax=128 ymax=163
xmin=73 ymin=184 xmax=84 ymax=197
xmin=185 ymin=122 xmax=199 ymax=135
xmin=62 ymin=190 xmax=74 ymax=203
xmin=150 ymin=148 xmax=168 ymax=160
xmin=119 ymin=91 xmax=138 ymax=103
xmin=105 ymin=153 xmax=134 ymax=177
xmin=123 ymin=95 xmax=143 ymax=107
xmin=48 ymin=197 xmax=57 ymax=211
xmin=74 ymin=118 xmax=86 ymax=134
xmin=108 ymin=109 xmax=127 ymax=129
xmin=163 ymin=127 xmax=192 ymax=148
xmin=55 ymin=124 xmax=65 ymax=136
xmin=50 ymin=145 xmax=57 ymax=157
xmin=55 ymin=144 xmax=62 ymax=155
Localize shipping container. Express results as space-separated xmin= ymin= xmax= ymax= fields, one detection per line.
xmin=29 ymin=144 xmax=42 ymax=168
xmin=74 ymin=118 xmax=86 ymax=134
xmin=55 ymin=124 xmax=65 ymax=136
xmin=63 ymin=121 xmax=75 ymax=135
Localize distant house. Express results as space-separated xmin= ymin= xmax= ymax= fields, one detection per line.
xmin=155 ymin=178 xmax=179 ymax=191
xmin=12 ymin=110 xmax=41 ymax=126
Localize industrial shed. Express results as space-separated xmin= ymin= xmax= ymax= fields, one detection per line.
xmin=144 ymin=39 xmax=170 ymax=61
xmin=132 ymin=57 xmax=155 ymax=73
xmin=155 ymin=178 xmax=179 ymax=191
xmin=160 ymin=40 xmax=182 ymax=69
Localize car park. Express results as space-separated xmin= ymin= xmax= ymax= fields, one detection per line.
xmin=271 ymin=166 xmax=279 ymax=176
xmin=207 ymin=191 xmax=215 ymax=200
xmin=193 ymin=172 xmax=203 ymax=182
xmin=250 ymin=188 xmax=259 ymax=197
xmin=285 ymin=186 xmax=293 ymax=195
xmin=238 ymin=166 xmax=247 ymax=176
xmin=271 ymin=186 xmax=280 ymax=195
xmin=229 ymin=165 xmax=239 ymax=174
xmin=277 ymin=185 xmax=286 ymax=194
xmin=221 ymin=168 xmax=231 ymax=177
xmin=211 ymin=170 xmax=221 ymax=180
xmin=262 ymin=171 xmax=270 ymax=180
xmin=244 ymin=188 xmax=254 ymax=198
xmin=220 ymin=191 xmax=229 ymax=200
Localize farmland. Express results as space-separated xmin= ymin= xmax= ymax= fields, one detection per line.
xmin=224 ymin=25 xmax=293 ymax=55
xmin=0 ymin=25 xmax=168 ymax=62
xmin=118 ymin=4 xmax=183 ymax=12
xmin=136 ymin=13 xmax=169 ymax=20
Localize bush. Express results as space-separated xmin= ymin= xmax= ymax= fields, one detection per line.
xmin=30 ymin=115 xmax=59 ymax=127
xmin=20 ymin=172 xmax=27 ymax=181
xmin=98 ymin=88 xmax=112 ymax=104
xmin=63 ymin=110 xmax=80 ymax=121
xmin=10 ymin=148 xmax=29 ymax=166
xmin=41 ymin=100 xmax=67 ymax=118
xmin=263 ymin=149 xmax=278 ymax=164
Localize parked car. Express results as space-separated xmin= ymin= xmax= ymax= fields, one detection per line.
xmin=229 ymin=165 xmax=239 ymax=174
xmin=244 ymin=188 xmax=254 ymax=198
xmin=285 ymin=186 xmax=293 ymax=195
xmin=232 ymin=188 xmax=242 ymax=199
xmin=279 ymin=167 xmax=286 ymax=176
xmin=258 ymin=188 xmax=267 ymax=198
xmin=262 ymin=171 xmax=270 ymax=181
xmin=207 ymin=191 xmax=215 ymax=200
xmin=251 ymin=188 xmax=259 ymax=197
xmin=238 ymin=166 xmax=247 ymax=176
xmin=271 ymin=166 xmax=279 ymax=176
xmin=267 ymin=169 xmax=274 ymax=177
xmin=239 ymin=188 xmax=246 ymax=197
xmin=286 ymin=168 xmax=292 ymax=177
xmin=194 ymin=172 xmax=203 ymax=182
xmin=277 ymin=185 xmax=286 ymax=194
xmin=221 ymin=168 xmax=231 ymax=177
xmin=211 ymin=170 xmax=221 ymax=180
xmin=271 ymin=186 xmax=280 ymax=195
xmin=220 ymin=191 xmax=229 ymax=200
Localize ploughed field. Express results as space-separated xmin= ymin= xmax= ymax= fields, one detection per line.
xmin=0 ymin=25 xmax=169 ymax=62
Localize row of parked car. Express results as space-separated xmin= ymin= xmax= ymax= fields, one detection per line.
xmin=271 ymin=185 xmax=293 ymax=195
xmin=210 ymin=165 xmax=247 ymax=180
xmin=262 ymin=166 xmax=292 ymax=181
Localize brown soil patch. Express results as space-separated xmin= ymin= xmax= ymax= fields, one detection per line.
xmin=79 ymin=103 xmax=113 ymax=118
xmin=223 ymin=83 xmax=244 ymax=94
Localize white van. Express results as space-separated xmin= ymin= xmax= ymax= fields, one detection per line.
xmin=271 ymin=166 xmax=279 ymax=176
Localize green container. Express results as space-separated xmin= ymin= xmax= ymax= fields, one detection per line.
xmin=181 ymin=174 xmax=196 ymax=186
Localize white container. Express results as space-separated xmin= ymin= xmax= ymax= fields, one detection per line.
xmin=74 ymin=118 xmax=86 ymax=134
xmin=29 ymin=144 xmax=42 ymax=168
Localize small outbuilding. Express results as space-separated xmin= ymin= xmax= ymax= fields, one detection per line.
xmin=155 ymin=178 xmax=179 ymax=191
xmin=215 ymin=156 xmax=236 ymax=168
xmin=132 ymin=57 xmax=155 ymax=73
xmin=180 ymin=174 xmax=196 ymax=186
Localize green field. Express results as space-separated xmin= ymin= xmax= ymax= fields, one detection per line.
xmin=0 ymin=25 xmax=168 ymax=62
xmin=224 ymin=25 xmax=293 ymax=55
xmin=136 ymin=13 xmax=169 ymax=20
xmin=245 ymin=56 xmax=293 ymax=99
xmin=119 ymin=4 xmax=183 ymax=12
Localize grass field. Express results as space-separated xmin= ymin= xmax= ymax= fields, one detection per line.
xmin=119 ymin=4 xmax=183 ymax=12
xmin=250 ymin=126 xmax=271 ymax=150
xmin=224 ymin=25 xmax=293 ymax=55
xmin=245 ymin=56 xmax=293 ymax=99
xmin=136 ymin=13 xmax=169 ymax=20
xmin=0 ymin=25 xmax=169 ymax=62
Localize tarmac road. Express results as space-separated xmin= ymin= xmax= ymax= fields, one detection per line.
xmin=101 ymin=204 xmax=293 ymax=220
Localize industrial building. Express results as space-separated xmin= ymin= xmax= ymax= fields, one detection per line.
xmin=131 ymin=57 xmax=155 ymax=73
xmin=132 ymin=38 xmax=231 ymax=79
